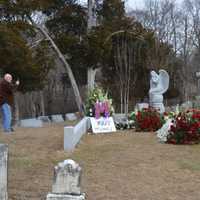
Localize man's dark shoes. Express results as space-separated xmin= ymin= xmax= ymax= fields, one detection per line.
xmin=4 ymin=128 xmax=14 ymax=133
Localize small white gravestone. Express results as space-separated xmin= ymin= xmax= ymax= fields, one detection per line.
xmin=180 ymin=101 xmax=193 ymax=111
xmin=156 ymin=119 xmax=173 ymax=142
xmin=113 ymin=113 xmax=127 ymax=124
xmin=90 ymin=117 xmax=116 ymax=134
xmin=113 ymin=113 xmax=127 ymax=121
xmin=20 ymin=118 xmax=43 ymax=128
xmin=0 ymin=144 xmax=8 ymax=200
xmin=65 ymin=113 xmax=77 ymax=121
xmin=51 ymin=115 xmax=64 ymax=123
xmin=38 ymin=116 xmax=51 ymax=123
xmin=47 ymin=159 xmax=85 ymax=200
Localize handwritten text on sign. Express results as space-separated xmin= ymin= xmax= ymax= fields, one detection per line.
xmin=90 ymin=117 xmax=116 ymax=134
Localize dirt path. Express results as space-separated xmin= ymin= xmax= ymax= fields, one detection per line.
xmin=0 ymin=123 xmax=200 ymax=200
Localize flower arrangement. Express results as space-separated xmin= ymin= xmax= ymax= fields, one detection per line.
xmin=167 ymin=109 xmax=200 ymax=144
xmin=94 ymin=101 xmax=110 ymax=118
xmin=134 ymin=108 xmax=165 ymax=132
xmin=85 ymin=87 xmax=114 ymax=118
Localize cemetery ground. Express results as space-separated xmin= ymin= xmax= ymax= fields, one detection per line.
xmin=0 ymin=123 xmax=200 ymax=200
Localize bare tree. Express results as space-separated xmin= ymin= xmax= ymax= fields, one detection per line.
xmin=133 ymin=0 xmax=196 ymax=100
xmin=134 ymin=0 xmax=183 ymax=52
xmin=105 ymin=31 xmax=145 ymax=115
xmin=183 ymin=0 xmax=200 ymax=51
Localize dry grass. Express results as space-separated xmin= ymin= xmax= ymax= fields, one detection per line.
xmin=0 ymin=123 xmax=200 ymax=200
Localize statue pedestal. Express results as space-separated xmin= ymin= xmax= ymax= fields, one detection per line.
xmin=149 ymin=102 xmax=164 ymax=113
xmin=136 ymin=103 xmax=149 ymax=111
xmin=149 ymin=93 xmax=165 ymax=113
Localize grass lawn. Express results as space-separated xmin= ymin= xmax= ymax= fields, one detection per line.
xmin=0 ymin=122 xmax=200 ymax=200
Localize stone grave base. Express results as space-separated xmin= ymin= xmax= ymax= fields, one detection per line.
xmin=46 ymin=193 xmax=85 ymax=200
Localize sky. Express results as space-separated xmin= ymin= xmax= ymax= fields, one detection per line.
xmin=79 ymin=0 xmax=144 ymax=10
xmin=80 ymin=0 xmax=183 ymax=11
xmin=126 ymin=0 xmax=183 ymax=10
xmin=126 ymin=0 xmax=145 ymax=10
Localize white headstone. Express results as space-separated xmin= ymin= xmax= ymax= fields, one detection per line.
xmin=180 ymin=101 xmax=193 ymax=111
xmin=20 ymin=118 xmax=43 ymax=127
xmin=38 ymin=116 xmax=51 ymax=123
xmin=46 ymin=159 xmax=85 ymax=200
xmin=65 ymin=113 xmax=77 ymax=121
xmin=113 ymin=113 xmax=130 ymax=129
xmin=113 ymin=113 xmax=126 ymax=121
xmin=51 ymin=115 xmax=64 ymax=123
xmin=52 ymin=159 xmax=81 ymax=194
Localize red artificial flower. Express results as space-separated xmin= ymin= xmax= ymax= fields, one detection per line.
xmin=167 ymin=109 xmax=200 ymax=145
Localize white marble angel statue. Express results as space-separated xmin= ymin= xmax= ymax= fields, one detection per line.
xmin=149 ymin=70 xmax=169 ymax=113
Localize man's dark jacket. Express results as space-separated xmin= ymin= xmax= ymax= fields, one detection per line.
xmin=0 ymin=79 xmax=15 ymax=106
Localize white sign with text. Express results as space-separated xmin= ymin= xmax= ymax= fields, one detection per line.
xmin=90 ymin=117 xmax=116 ymax=134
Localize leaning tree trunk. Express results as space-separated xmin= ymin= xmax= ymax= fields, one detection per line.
xmin=36 ymin=25 xmax=85 ymax=115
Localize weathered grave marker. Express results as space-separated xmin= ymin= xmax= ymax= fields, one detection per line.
xmin=0 ymin=144 xmax=8 ymax=200
xmin=46 ymin=159 xmax=85 ymax=200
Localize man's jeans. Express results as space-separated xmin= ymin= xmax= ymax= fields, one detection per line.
xmin=1 ymin=103 xmax=12 ymax=132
